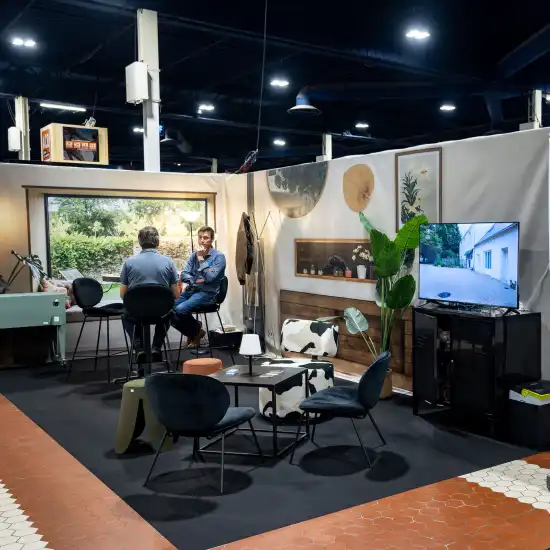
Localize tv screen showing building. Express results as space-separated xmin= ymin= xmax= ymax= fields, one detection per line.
xmin=419 ymin=222 xmax=519 ymax=308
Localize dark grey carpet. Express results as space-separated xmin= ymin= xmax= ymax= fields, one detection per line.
xmin=0 ymin=352 xmax=532 ymax=550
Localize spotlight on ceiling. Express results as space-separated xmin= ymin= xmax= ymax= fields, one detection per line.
xmin=40 ymin=102 xmax=86 ymax=112
xmin=355 ymin=122 xmax=370 ymax=129
xmin=440 ymin=103 xmax=456 ymax=112
xmin=287 ymin=96 xmax=321 ymax=115
xmin=24 ymin=39 xmax=36 ymax=48
xmin=198 ymin=103 xmax=215 ymax=114
xmin=273 ymin=138 xmax=286 ymax=147
xmin=405 ymin=29 xmax=430 ymax=40
xmin=133 ymin=126 xmax=144 ymax=133
xmin=270 ymin=78 xmax=289 ymax=88
xmin=12 ymin=37 xmax=36 ymax=47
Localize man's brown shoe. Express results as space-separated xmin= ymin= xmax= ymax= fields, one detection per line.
xmin=187 ymin=328 xmax=206 ymax=348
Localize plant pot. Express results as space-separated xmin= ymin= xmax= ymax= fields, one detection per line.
xmin=356 ymin=264 xmax=367 ymax=279
xmin=379 ymin=370 xmax=393 ymax=399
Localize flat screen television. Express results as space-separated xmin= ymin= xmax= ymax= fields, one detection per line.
xmin=419 ymin=222 xmax=519 ymax=308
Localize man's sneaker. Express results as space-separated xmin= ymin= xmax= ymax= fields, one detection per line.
xmin=187 ymin=328 xmax=206 ymax=349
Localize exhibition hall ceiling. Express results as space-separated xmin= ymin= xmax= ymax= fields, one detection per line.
xmin=0 ymin=0 xmax=550 ymax=172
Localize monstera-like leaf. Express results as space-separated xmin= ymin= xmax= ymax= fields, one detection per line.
xmin=386 ymin=274 xmax=416 ymax=310
xmin=318 ymin=307 xmax=369 ymax=335
xmin=394 ymin=215 xmax=428 ymax=251
xmin=359 ymin=212 xmax=375 ymax=235
xmin=370 ymin=229 xmax=400 ymax=278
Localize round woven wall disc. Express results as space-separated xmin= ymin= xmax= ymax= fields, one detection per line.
xmin=342 ymin=164 xmax=375 ymax=212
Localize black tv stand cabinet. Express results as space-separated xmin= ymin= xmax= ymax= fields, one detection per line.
xmin=413 ymin=306 xmax=541 ymax=438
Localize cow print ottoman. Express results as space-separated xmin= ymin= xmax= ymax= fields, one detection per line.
xmin=259 ymin=358 xmax=335 ymax=420
xmin=259 ymin=318 xmax=339 ymax=421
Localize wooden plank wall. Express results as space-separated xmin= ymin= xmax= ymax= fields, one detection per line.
xmin=280 ymin=290 xmax=413 ymax=390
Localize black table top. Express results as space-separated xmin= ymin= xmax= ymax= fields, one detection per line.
xmin=211 ymin=365 xmax=306 ymax=388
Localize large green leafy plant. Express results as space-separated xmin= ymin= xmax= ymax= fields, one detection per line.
xmin=319 ymin=214 xmax=427 ymax=363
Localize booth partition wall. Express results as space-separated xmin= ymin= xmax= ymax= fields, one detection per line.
xmin=44 ymin=195 xmax=207 ymax=297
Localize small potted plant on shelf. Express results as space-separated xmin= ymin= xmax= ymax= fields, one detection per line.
xmin=319 ymin=213 xmax=427 ymax=399
xmin=352 ymin=245 xmax=373 ymax=279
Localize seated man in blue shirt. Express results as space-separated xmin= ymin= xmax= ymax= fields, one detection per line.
xmin=120 ymin=226 xmax=179 ymax=363
xmin=172 ymin=225 xmax=226 ymax=347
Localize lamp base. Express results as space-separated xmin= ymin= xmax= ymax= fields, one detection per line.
xmin=240 ymin=357 xmax=261 ymax=377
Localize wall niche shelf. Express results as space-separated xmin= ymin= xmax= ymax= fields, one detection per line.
xmin=295 ymin=239 xmax=376 ymax=283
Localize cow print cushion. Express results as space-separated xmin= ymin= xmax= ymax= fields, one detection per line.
xmin=259 ymin=358 xmax=335 ymax=420
xmin=281 ymin=319 xmax=339 ymax=357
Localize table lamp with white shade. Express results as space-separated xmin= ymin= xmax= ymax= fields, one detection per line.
xmin=239 ymin=333 xmax=262 ymax=376
xmin=181 ymin=210 xmax=201 ymax=252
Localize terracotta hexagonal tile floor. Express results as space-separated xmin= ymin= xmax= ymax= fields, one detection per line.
xmin=214 ymin=457 xmax=550 ymax=550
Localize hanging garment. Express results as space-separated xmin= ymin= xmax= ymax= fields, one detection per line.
xmin=236 ymin=212 xmax=254 ymax=285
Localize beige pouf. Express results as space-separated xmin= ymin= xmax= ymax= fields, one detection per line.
xmin=115 ymin=378 xmax=172 ymax=455
xmin=183 ymin=357 xmax=223 ymax=375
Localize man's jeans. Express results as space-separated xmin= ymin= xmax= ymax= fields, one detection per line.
xmin=172 ymin=289 xmax=217 ymax=337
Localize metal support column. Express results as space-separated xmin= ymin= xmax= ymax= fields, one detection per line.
xmin=14 ymin=96 xmax=30 ymax=160
xmin=520 ymin=89 xmax=543 ymax=130
xmin=137 ymin=8 xmax=161 ymax=172
xmin=211 ymin=158 xmax=218 ymax=173
xmin=322 ymin=133 xmax=333 ymax=160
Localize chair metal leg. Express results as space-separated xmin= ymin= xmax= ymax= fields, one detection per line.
xmin=163 ymin=339 xmax=171 ymax=372
xmin=126 ymin=326 xmax=136 ymax=382
xmin=195 ymin=313 xmax=200 ymax=358
xmin=203 ymin=313 xmax=213 ymax=358
xmin=94 ymin=317 xmax=103 ymax=372
xmin=351 ymin=418 xmax=372 ymax=467
xmin=177 ymin=333 xmax=183 ymax=372
xmin=67 ymin=315 xmax=87 ymax=381
xmin=106 ymin=316 xmax=111 ymax=384
xmin=144 ymin=430 xmax=168 ymax=486
xmin=311 ymin=414 xmax=318 ymax=444
xmin=289 ymin=412 xmax=305 ymax=465
xmin=368 ymin=411 xmax=386 ymax=446
xmin=217 ymin=310 xmax=235 ymax=364
xmin=248 ymin=420 xmax=264 ymax=461
xmin=220 ymin=432 xmax=225 ymax=494
xmin=121 ymin=316 xmax=130 ymax=355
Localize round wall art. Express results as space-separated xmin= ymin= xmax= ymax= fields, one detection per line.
xmin=266 ymin=161 xmax=329 ymax=218
xmin=342 ymin=164 xmax=375 ymax=212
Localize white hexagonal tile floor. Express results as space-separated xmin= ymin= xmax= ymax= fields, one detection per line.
xmin=0 ymin=480 xmax=50 ymax=550
xmin=461 ymin=459 xmax=550 ymax=512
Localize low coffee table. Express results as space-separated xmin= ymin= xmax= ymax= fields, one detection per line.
xmin=200 ymin=365 xmax=310 ymax=458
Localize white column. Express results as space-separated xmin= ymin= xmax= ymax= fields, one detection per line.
xmin=530 ymin=89 xmax=543 ymax=128
xmin=14 ymin=96 xmax=30 ymax=160
xmin=137 ymin=8 xmax=161 ymax=171
xmin=211 ymin=158 xmax=218 ymax=173
xmin=322 ymin=133 xmax=333 ymax=160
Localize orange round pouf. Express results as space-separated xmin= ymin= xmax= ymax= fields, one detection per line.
xmin=183 ymin=357 xmax=223 ymax=375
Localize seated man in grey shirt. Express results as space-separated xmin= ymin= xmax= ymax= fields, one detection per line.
xmin=120 ymin=226 xmax=179 ymax=362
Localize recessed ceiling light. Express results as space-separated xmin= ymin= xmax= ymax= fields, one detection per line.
xmin=23 ymin=39 xmax=36 ymax=48
xmin=406 ymin=29 xmax=430 ymax=40
xmin=12 ymin=38 xmax=24 ymax=46
xmin=440 ymin=103 xmax=456 ymax=112
xmin=133 ymin=126 xmax=144 ymax=133
xmin=270 ymin=78 xmax=289 ymax=88
xmin=12 ymin=37 xmax=36 ymax=47
xmin=273 ymin=138 xmax=286 ymax=147
xmin=355 ymin=122 xmax=369 ymax=129
xmin=40 ymin=102 xmax=86 ymax=112
xmin=198 ymin=103 xmax=215 ymax=113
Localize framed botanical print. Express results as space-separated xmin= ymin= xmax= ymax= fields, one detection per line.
xmin=395 ymin=147 xmax=442 ymax=231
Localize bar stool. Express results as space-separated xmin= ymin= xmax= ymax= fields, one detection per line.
xmin=123 ymin=284 xmax=175 ymax=379
xmin=66 ymin=277 xmax=129 ymax=384
xmin=176 ymin=276 xmax=235 ymax=366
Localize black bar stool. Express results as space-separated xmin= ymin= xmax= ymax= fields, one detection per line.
xmin=123 ymin=284 xmax=175 ymax=379
xmin=176 ymin=276 xmax=235 ymax=368
xmin=66 ymin=277 xmax=129 ymax=384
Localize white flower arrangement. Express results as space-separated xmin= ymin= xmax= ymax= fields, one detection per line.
xmin=351 ymin=245 xmax=373 ymax=263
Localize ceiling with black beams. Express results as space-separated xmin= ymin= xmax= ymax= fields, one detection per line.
xmin=1 ymin=0 xmax=550 ymax=173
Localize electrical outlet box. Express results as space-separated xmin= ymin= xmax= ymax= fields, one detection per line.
xmin=125 ymin=61 xmax=149 ymax=104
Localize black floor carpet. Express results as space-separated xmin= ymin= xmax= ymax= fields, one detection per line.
xmin=0 ymin=352 xmax=533 ymax=550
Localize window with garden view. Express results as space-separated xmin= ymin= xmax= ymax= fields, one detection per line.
xmin=46 ymin=196 xmax=207 ymax=296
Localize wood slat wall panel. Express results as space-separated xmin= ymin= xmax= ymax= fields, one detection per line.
xmin=280 ymin=290 xmax=413 ymax=389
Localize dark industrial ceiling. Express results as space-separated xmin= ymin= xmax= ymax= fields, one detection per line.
xmin=1 ymin=0 xmax=550 ymax=172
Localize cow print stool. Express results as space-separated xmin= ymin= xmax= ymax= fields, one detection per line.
xmin=259 ymin=318 xmax=339 ymax=421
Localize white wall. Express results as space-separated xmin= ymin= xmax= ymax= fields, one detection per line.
xmin=254 ymin=128 xmax=550 ymax=376
xmin=0 ymin=163 xmax=248 ymax=354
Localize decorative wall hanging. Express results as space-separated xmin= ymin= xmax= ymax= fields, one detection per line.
xmin=395 ymin=147 xmax=442 ymax=231
xmin=342 ymin=164 xmax=375 ymax=212
xmin=295 ymin=239 xmax=375 ymax=283
xmin=266 ymin=161 xmax=329 ymax=218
